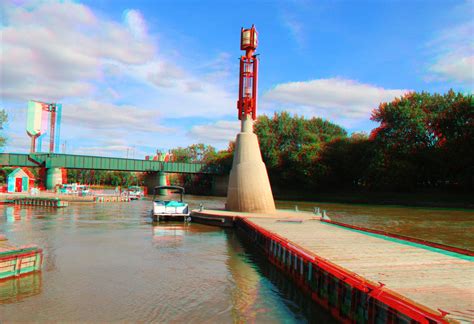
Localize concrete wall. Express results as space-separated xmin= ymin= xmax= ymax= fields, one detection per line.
xmin=144 ymin=171 xmax=168 ymax=196
xmin=46 ymin=168 xmax=63 ymax=190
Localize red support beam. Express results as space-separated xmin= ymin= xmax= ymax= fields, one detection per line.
xmin=50 ymin=108 xmax=56 ymax=153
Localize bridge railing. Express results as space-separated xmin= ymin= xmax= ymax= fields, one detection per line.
xmin=0 ymin=153 xmax=220 ymax=174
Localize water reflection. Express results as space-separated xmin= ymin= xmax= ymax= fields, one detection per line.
xmin=225 ymin=230 xmax=337 ymax=323
xmin=152 ymin=224 xmax=187 ymax=246
xmin=0 ymin=272 xmax=42 ymax=304
xmin=4 ymin=206 xmax=28 ymax=222
xmin=225 ymin=230 xmax=260 ymax=322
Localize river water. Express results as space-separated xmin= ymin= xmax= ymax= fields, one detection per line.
xmin=0 ymin=196 xmax=472 ymax=322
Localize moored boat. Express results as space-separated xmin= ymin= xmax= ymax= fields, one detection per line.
xmin=151 ymin=186 xmax=190 ymax=222
xmin=125 ymin=186 xmax=144 ymax=200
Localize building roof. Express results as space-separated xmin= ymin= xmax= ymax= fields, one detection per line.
xmin=21 ymin=167 xmax=35 ymax=179
xmin=8 ymin=167 xmax=35 ymax=179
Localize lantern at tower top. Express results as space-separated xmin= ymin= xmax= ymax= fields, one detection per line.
xmin=237 ymin=25 xmax=259 ymax=121
xmin=240 ymin=25 xmax=258 ymax=55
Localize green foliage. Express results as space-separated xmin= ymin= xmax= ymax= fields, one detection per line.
xmin=170 ymin=143 xmax=217 ymax=194
xmin=206 ymin=141 xmax=234 ymax=174
xmin=171 ymin=143 xmax=216 ymax=163
xmin=369 ymin=90 xmax=473 ymax=190
xmin=0 ymin=109 xmax=8 ymax=150
xmin=0 ymin=167 xmax=14 ymax=184
xmin=254 ymin=112 xmax=347 ymax=188
xmin=66 ymin=169 xmax=142 ymax=187
xmin=320 ymin=133 xmax=375 ymax=189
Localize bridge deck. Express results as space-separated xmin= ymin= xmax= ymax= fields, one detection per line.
xmin=0 ymin=153 xmax=217 ymax=174
xmin=247 ymin=216 xmax=474 ymax=323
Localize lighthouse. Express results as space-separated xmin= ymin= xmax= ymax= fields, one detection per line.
xmin=226 ymin=25 xmax=276 ymax=213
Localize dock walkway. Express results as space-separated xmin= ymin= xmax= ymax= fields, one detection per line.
xmin=249 ymin=216 xmax=473 ymax=323
xmin=192 ymin=209 xmax=474 ymax=323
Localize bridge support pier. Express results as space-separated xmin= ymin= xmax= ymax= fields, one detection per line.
xmin=144 ymin=171 xmax=168 ymax=195
xmin=46 ymin=168 xmax=63 ymax=190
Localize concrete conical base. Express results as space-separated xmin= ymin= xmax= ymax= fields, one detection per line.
xmin=226 ymin=116 xmax=276 ymax=213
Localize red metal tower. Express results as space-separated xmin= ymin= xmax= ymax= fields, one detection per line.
xmin=237 ymin=25 xmax=258 ymax=120
xmin=41 ymin=102 xmax=58 ymax=153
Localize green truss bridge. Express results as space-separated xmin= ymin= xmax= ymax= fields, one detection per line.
xmin=0 ymin=152 xmax=220 ymax=190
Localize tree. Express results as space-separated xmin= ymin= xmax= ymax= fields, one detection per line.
xmin=320 ymin=133 xmax=375 ymax=189
xmin=170 ymin=144 xmax=217 ymax=194
xmin=171 ymin=143 xmax=216 ymax=163
xmin=0 ymin=109 xmax=8 ymax=150
xmin=369 ymin=90 xmax=473 ymax=190
xmin=254 ymin=112 xmax=347 ymax=189
xmin=206 ymin=141 xmax=234 ymax=174
xmin=432 ymin=91 xmax=474 ymax=189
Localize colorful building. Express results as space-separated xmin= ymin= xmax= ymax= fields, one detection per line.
xmin=7 ymin=168 xmax=35 ymax=193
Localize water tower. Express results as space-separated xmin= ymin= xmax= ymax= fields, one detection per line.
xmin=26 ymin=100 xmax=62 ymax=153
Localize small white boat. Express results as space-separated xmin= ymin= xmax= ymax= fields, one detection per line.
xmin=126 ymin=186 xmax=144 ymax=200
xmin=151 ymin=186 xmax=190 ymax=222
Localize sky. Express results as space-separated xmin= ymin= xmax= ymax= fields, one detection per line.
xmin=1 ymin=0 xmax=473 ymax=158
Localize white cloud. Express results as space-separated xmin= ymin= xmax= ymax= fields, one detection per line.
xmin=426 ymin=13 xmax=474 ymax=85
xmin=188 ymin=120 xmax=240 ymax=147
xmin=429 ymin=54 xmax=474 ymax=84
xmin=0 ymin=1 xmax=155 ymax=101
xmin=73 ymin=145 xmax=146 ymax=159
xmin=263 ymin=78 xmax=409 ymax=123
xmin=122 ymin=55 xmax=235 ymax=118
xmin=61 ymin=100 xmax=171 ymax=134
xmin=123 ymin=9 xmax=147 ymax=39
xmin=4 ymin=132 xmax=30 ymax=153
xmin=281 ymin=13 xmax=305 ymax=48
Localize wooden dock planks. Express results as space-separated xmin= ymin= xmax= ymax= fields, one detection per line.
xmin=247 ymin=217 xmax=474 ymax=323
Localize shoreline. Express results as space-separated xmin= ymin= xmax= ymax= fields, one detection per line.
xmin=272 ymin=190 xmax=474 ymax=209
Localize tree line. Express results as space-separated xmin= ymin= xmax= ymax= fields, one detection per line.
xmin=206 ymin=90 xmax=473 ymax=193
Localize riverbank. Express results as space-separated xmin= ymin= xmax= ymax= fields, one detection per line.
xmin=272 ymin=190 xmax=474 ymax=209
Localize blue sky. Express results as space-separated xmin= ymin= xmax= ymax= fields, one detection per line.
xmin=1 ymin=0 xmax=473 ymax=158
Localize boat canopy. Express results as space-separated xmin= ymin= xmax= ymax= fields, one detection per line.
xmin=153 ymin=186 xmax=185 ymax=194
xmin=153 ymin=186 xmax=186 ymax=202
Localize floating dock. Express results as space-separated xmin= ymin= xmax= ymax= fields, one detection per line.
xmin=95 ymin=195 xmax=130 ymax=203
xmin=0 ymin=241 xmax=43 ymax=280
xmin=13 ymin=197 xmax=68 ymax=207
xmin=192 ymin=209 xmax=474 ymax=323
